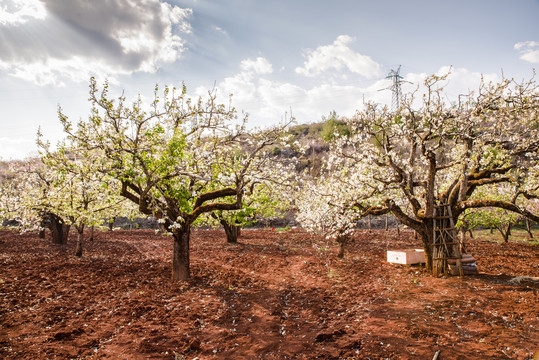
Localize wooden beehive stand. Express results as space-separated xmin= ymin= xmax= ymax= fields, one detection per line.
xmin=432 ymin=203 xmax=464 ymax=276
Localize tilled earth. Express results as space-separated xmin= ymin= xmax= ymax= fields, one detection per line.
xmin=0 ymin=227 xmax=537 ymax=359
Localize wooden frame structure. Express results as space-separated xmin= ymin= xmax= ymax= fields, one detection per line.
xmin=432 ymin=203 xmax=463 ymax=276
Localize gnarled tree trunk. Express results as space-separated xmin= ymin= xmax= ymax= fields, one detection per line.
xmin=44 ymin=213 xmax=70 ymax=245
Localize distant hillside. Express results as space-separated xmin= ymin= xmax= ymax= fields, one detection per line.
xmin=0 ymin=118 xmax=348 ymax=178
xmin=272 ymin=117 xmax=351 ymax=176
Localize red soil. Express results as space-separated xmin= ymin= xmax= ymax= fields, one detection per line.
xmin=0 ymin=228 xmax=537 ymax=359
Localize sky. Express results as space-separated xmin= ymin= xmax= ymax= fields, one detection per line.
xmin=0 ymin=0 xmax=538 ymax=160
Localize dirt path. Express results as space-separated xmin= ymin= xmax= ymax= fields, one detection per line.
xmin=0 ymin=228 xmax=537 ymax=359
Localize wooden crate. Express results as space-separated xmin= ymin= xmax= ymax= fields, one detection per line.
xmin=387 ymin=249 xmax=425 ymax=265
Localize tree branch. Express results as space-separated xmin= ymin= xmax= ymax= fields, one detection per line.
xmin=385 ymin=199 xmax=423 ymax=232
xmin=458 ymin=199 xmax=539 ymax=223
xmin=193 ymin=188 xmax=238 ymax=209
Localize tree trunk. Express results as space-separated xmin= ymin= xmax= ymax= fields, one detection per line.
xmin=108 ymin=217 xmax=116 ymax=231
xmin=63 ymin=224 xmax=71 ymax=244
xmin=425 ymin=151 xmax=436 ymax=219
xmin=172 ymin=225 xmax=191 ymax=281
xmin=368 ymin=215 xmax=372 ymax=233
xmin=418 ymin=228 xmax=434 ymax=273
xmin=497 ymin=224 xmax=512 ymax=243
xmin=337 ymin=241 xmax=345 ymax=259
xmin=75 ymin=224 xmax=84 ymax=257
xmin=502 ymin=230 xmax=510 ymax=243
xmin=47 ymin=214 xmax=70 ymax=245
xmin=38 ymin=217 xmax=47 ymax=239
xmin=89 ymin=225 xmax=94 ymax=242
xmin=336 ymin=235 xmax=347 ymax=259
xmin=221 ymin=220 xmax=241 ymax=243
xmin=526 ymin=218 xmax=534 ymax=239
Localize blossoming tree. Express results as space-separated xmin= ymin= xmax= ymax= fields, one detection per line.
xmin=37 ymin=134 xmax=131 ymax=256
xmin=57 ymin=78 xmax=290 ymax=280
xmin=207 ymin=180 xmax=292 ymax=243
xmin=299 ymin=73 xmax=539 ymax=273
xmin=205 ymin=153 xmax=296 ymax=243
xmin=0 ymin=144 xmax=129 ymax=255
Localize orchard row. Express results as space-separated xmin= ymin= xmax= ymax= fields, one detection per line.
xmin=1 ymin=72 xmax=538 ymax=279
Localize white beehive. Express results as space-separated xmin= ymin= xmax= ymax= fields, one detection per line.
xmin=387 ymin=249 xmax=425 ymax=265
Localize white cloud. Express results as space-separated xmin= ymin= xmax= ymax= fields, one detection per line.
xmin=210 ymin=55 xmax=386 ymax=127
xmin=0 ymin=0 xmax=46 ymax=26
xmin=295 ymin=35 xmax=382 ymax=78
xmin=205 ymin=57 xmax=273 ymax=105
xmin=0 ymin=0 xmax=192 ymax=85
xmin=0 ymin=56 xmax=122 ymax=86
xmin=240 ymin=57 xmax=273 ymax=75
xmin=214 ymin=72 xmax=258 ymax=104
xmin=514 ymin=41 xmax=539 ymax=64
xmin=201 ymin=55 xmax=502 ymax=131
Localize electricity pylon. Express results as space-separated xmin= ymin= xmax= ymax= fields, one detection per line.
xmin=386 ymin=65 xmax=405 ymax=111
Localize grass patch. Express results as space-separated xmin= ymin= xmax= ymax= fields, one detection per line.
xmin=470 ymin=227 xmax=539 ymax=245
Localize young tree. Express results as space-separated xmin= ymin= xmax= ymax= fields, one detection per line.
xmin=204 ymin=146 xmax=297 ymax=244
xmin=37 ymin=135 xmax=129 ymax=256
xmin=297 ymin=175 xmax=362 ymax=258
xmin=58 ymin=78 xmax=290 ymax=280
xmin=301 ymin=73 xmax=539 ymax=273
xmin=208 ymin=177 xmax=294 ymax=243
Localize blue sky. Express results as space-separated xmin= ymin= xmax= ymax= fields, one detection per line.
xmin=1 ymin=0 xmax=538 ymax=159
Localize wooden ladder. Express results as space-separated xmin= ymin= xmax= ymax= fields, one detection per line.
xmin=432 ymin=203 xmax=463 ymax=276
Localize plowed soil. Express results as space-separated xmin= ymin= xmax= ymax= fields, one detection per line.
xmin=0 ymin=228 xmax=538 ymax=359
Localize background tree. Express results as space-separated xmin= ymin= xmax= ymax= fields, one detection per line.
xmin=37 ymin=134 xmax=129 ymax=256
xmin=297 ymin=175 xmax=364 ymax=258
xmin=208 ymin=176 xmax=294 ymax=243
xmin=462 ymin=206 xmax=519 ymax=244
xmin=0 ymin=161 xmax=33 ymax=229
xmin=0 ymin=159 xmax=73 ymax=244
xmin=460 ymin=180 xmax=539 ymax=243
